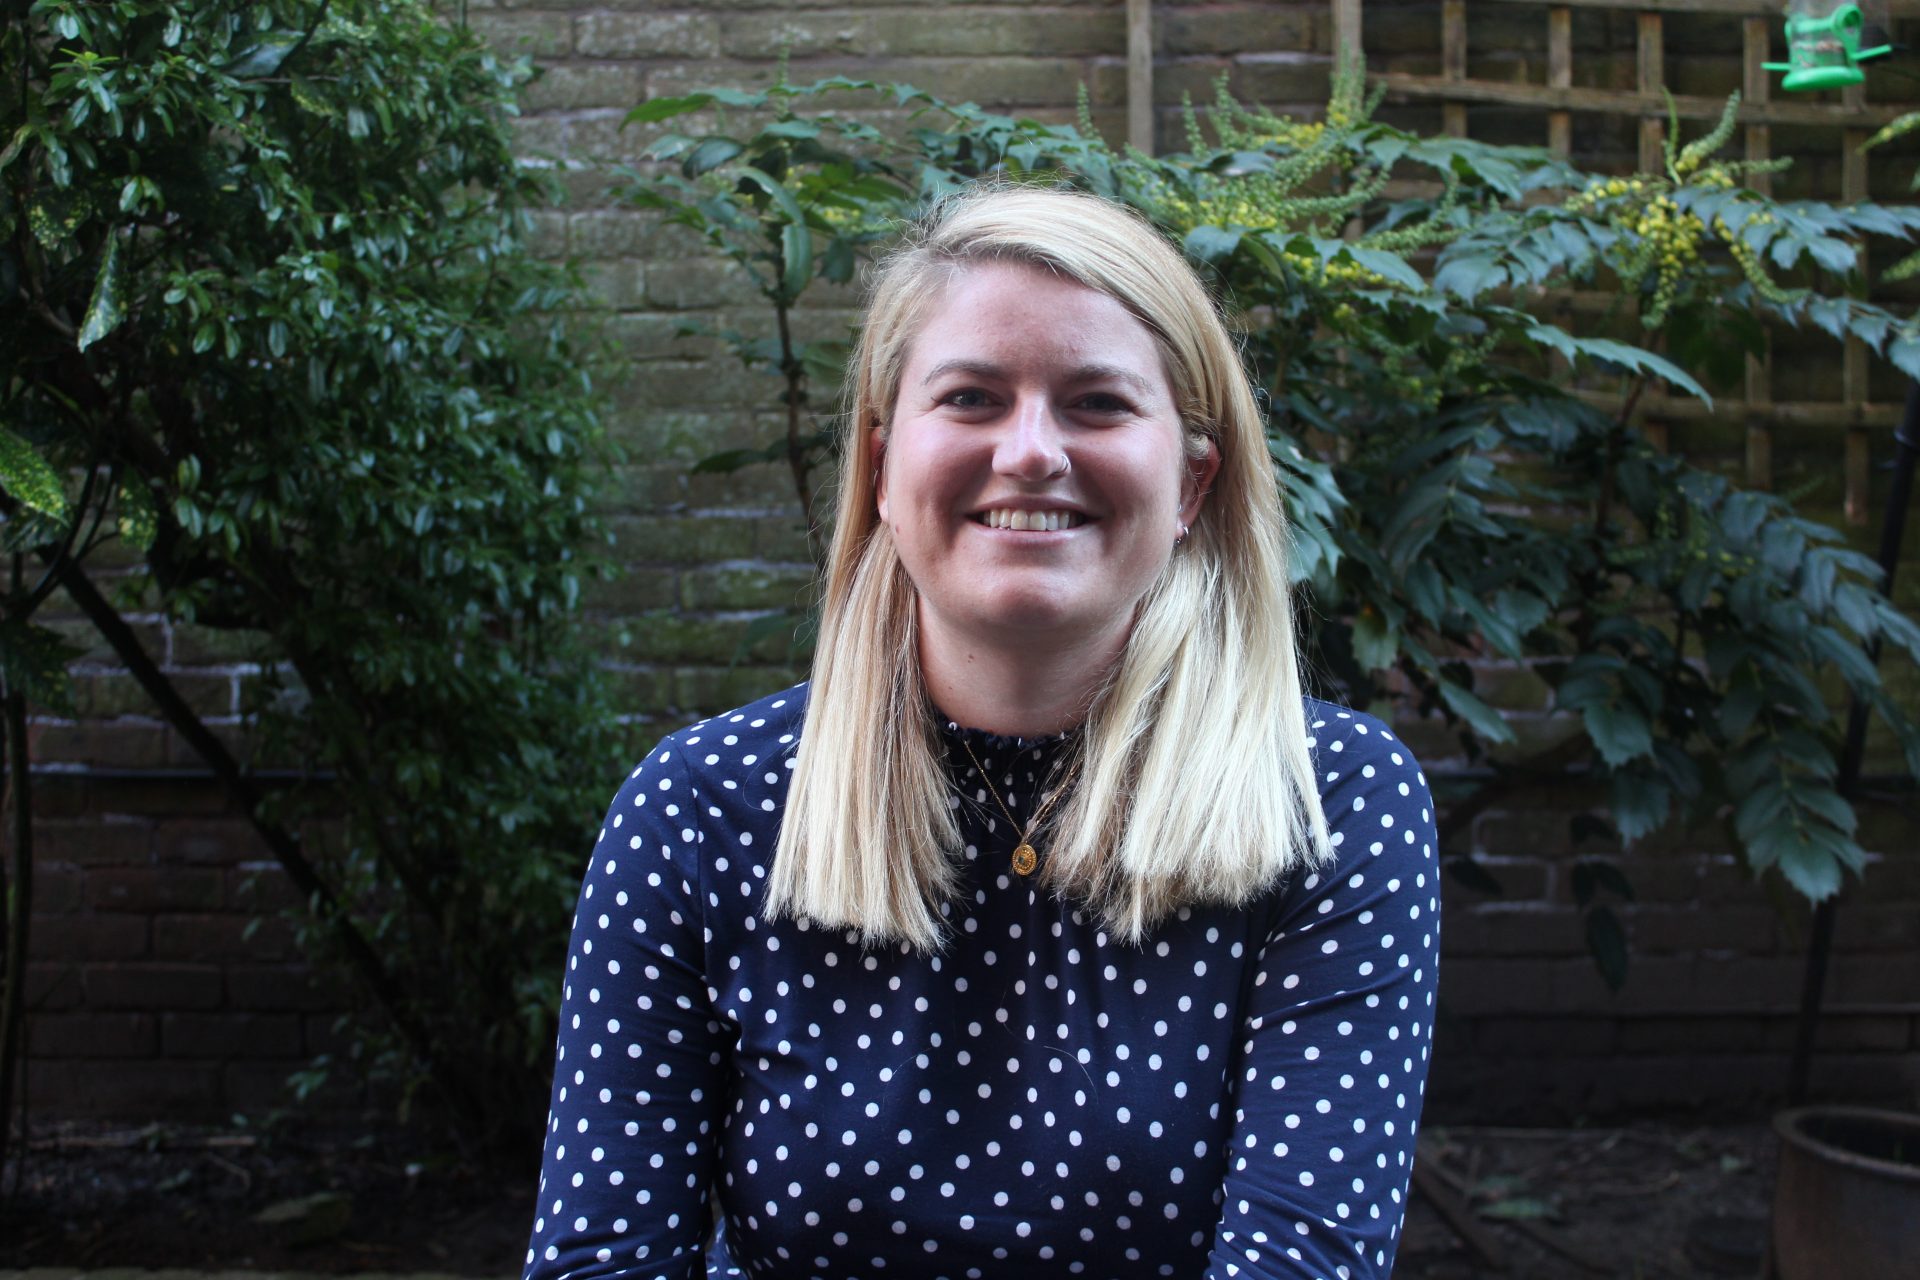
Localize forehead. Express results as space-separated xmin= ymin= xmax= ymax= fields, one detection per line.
xmin=899 ymin=260 xmax=1169 ymax=377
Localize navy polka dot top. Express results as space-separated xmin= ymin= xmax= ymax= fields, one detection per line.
xmin=524 ymin=683 xmax=1439 ymax=1280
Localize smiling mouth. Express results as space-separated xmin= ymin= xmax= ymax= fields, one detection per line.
xmin=974 ymin=508 xmax=1088 ymax=531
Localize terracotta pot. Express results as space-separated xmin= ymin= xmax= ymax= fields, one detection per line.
xmin=1770 ymin=1105 xmax=1920 ymax=1280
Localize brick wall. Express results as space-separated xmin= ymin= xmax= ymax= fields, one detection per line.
xmin=18 ymin=0 xmax=1920 ymax=1125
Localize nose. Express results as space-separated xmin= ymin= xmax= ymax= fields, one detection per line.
xmin=994 ymin=393 xmax=1070 ymax=482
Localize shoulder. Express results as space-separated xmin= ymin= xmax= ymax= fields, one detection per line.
xmin=1304 ymin=697 xmax=1427 ymax=798
xmin=642 ymin=681 xmax=811 ymax=780
xmin=1301 ymin=695 xmax=1434 ymax=850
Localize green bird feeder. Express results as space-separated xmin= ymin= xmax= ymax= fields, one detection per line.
xmin=1763 ymin=1 xmax=1893 ymax=92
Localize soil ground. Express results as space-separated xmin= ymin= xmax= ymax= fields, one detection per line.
xmin=1 ymin=1115 xmax=1777 ymax=1278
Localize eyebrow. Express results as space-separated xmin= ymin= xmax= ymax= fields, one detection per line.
xmin=919 ymin=359 xmax=1159 ymax=398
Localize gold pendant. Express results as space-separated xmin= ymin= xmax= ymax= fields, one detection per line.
xmin=1011 ymin=842 xmax=1038 ymax=876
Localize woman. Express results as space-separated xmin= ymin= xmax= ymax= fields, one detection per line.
xmin=525 ymin=187 xmax=1438 ymax=1279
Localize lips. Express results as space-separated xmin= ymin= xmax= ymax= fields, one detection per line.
xmin=975 ymin=508 xmax=1088 ymax=531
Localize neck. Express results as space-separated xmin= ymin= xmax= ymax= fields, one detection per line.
xmin=917 ymin=608 xmax=1129 ymax=739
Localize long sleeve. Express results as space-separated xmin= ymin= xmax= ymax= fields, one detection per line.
xmin=1205 ymin=712 xmax=1441 ymax=1280
xmin=524 ymin=737 xmax=733 ymax=1280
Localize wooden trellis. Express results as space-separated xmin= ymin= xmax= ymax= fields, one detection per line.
xmin=1329 ymin=0 xmax=1920 ymax=524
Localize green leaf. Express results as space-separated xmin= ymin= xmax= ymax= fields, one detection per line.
xmin=1439 ymin=681 xmax=1515 ymax=744
xmin=685 ymin=136 xmax=745 ymax=177
xmin=1755 ymin=821 xmax=1845 ymax=901
xmin=0 ymin=618 xmax=81 ymax=714
xmin=0 ymin=428 xmax=69 ymax=521
xmin=779 ymin=220 xmax=813 ymax=301
xmin=1343 ymin=247 xmax=1425 ymax=291
xmin=1349 ymin=607 xmax=1399 ymax=672
xmin=117 ymin=477 xmax=158 ymax=552
xmin=225 ymin=32 xmax=304 ymax=79
xmin=1182 ymin=225 xmax=1242 ymax=263
xmin=1582 ymin=698 xmax=1653 ymax=768
xmin=77 ymin=232 xmax=124 ymax=352
xmin=1585 ymin=906 xmax=1629 ymax=991
xmin=1444 ymin=856 xmax=1504 ymax=894
xmin=1433 ymin=251 xmax=1507 ymax=300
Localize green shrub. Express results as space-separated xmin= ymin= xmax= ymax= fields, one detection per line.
xmin=1 ymin=0 xmax=619 ymax=1149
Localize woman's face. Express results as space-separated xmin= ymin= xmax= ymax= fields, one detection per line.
xmin=876 ymin=261 xmax=1216 ymax=657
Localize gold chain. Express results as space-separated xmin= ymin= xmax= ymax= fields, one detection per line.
xmin=956 ymin=736 xmax=1082 ymax=876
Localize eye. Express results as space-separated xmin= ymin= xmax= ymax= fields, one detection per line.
xmin=1074 ymin=391 xmax=1135 ymax=415
xmin=936 ymin=387 xmax=994 ymax=411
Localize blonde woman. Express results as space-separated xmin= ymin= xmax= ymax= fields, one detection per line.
xmin=525 ymin=188 xmax=1439 ymax=1279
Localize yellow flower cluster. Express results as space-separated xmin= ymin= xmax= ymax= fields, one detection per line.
xmin=1252 ymin=121 xmax=1326 ymax=149
xmin=1278 ymin=249 xmax=1389 ymax=288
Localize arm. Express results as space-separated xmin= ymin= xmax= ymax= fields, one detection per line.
xmin=523 ymin=737 xmax=735 ymax=1280
xmin=1206 ymin=713 xmax=1441 ymax=1279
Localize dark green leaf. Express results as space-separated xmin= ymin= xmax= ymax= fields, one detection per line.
xmin=1585 ymin=906 xmax=1629 ymax=991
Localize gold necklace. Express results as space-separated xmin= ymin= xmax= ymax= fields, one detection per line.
xmin=956 ymin=736 xmax=1082 ymax=876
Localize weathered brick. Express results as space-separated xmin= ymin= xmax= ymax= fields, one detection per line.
xmin=581 ymin=257 xmax=649 ymax=310
xmin=646 ymin=56 xmax=1091 ymax=108
xmin=226 ymin=964 xmax=339 ymax=1013
xmin=571 ymin=210 xmax=698 ymax=259
xmin=42 ymin=615 xmax=168 ymax=666
xmin=223 ymin=1060 xmax=363 ymax=1115
xmin=28 ymin=915 xmax=149 ymax=962
xmin=1162 ymin=6 xmax=1313 ymax=58
xmin=582 ymin=566 xmax=681 ymax=612
xmin=153 ymin=819 xmax=265 ymax=868
xmin=522 ymin=61 xmax=648 ymax=113
xmin=615 ymin=514 xmax=758 ymax=564
xmin=33 ymin=864 xmax=84 ymax=914
xmin=168 ymin=625 xmax=270 ymax=667
xmin=675 ymin=663 xmax=805 ymax=714
xmin=1437 ymin=954 xmax=1553 ymax=1017
xmin=162 ymin=1011 xmax=304 ymax=1059
xmin=69 ymin=776 xmax=225 ymax=822
xmin=31 ymin=723 xmax=172 ymax=769
xmin=153 ymin=913 xmax=297 ymax=963
xmin=32 ymin=817 xmax=152 ymax=866
xmin=29 ymin=1012 xmax=157 ymax=1059
xmin=227 ymin=863 xmax=304 ymax=914
xmin=1630 ymin=906 xmax=1781 ymax=956
xmin=642 ymin=257 xmax=768 ymax=311
xmin=575 ymin=11 xmax=721 ymax=59
xmin=469 ymin=10 xmax=573 ymax=59
xmin=718 ymin=9 xmax=1124 ymax=60
xmin=26 ymin=962 xmax=82 ymax=1010
xmin=72 ymin=673 xmax=232 ymax=720
xmin=84 ymin=867 xmax=223 ymax=913
xmin=1473 ymin=1015 xmax=1617 ymax=1057
xmin=680 ymin=563 xmax=815 ymax=610
xmin=1616 ymin=1014 xmax=1770 ymax=1054
xmin=82 ymin=962 xmax=223 ymax=1011
xmin=1829 ymin=954 xmax=1920 ymax=1006
xmin=28 ymin=1058 xmax=220 ymax=1119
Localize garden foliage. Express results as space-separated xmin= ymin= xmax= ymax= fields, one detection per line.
xmin=627 ymin=67 xmax=1920 ymax=985
xmin=1 ymin=0 xmax=617 ymax=1147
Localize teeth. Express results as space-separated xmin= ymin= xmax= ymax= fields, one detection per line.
xmin=981 ymin=509 xmax=1084 ymax=531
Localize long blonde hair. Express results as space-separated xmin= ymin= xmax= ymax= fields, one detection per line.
xmin=765 ymin=186 xmax=1331 ymax=949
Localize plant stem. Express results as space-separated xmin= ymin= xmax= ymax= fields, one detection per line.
xmin=0 ymin=621 xmax=31 ymax=1195
xmin=775 ymin=298 xmax=827 ymax=574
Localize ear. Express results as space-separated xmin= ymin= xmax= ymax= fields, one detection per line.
xmin=870 ymin=426 xmax=889 ymax=523
xmin=1179 ymin=439 xmax=1222 ymax=527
